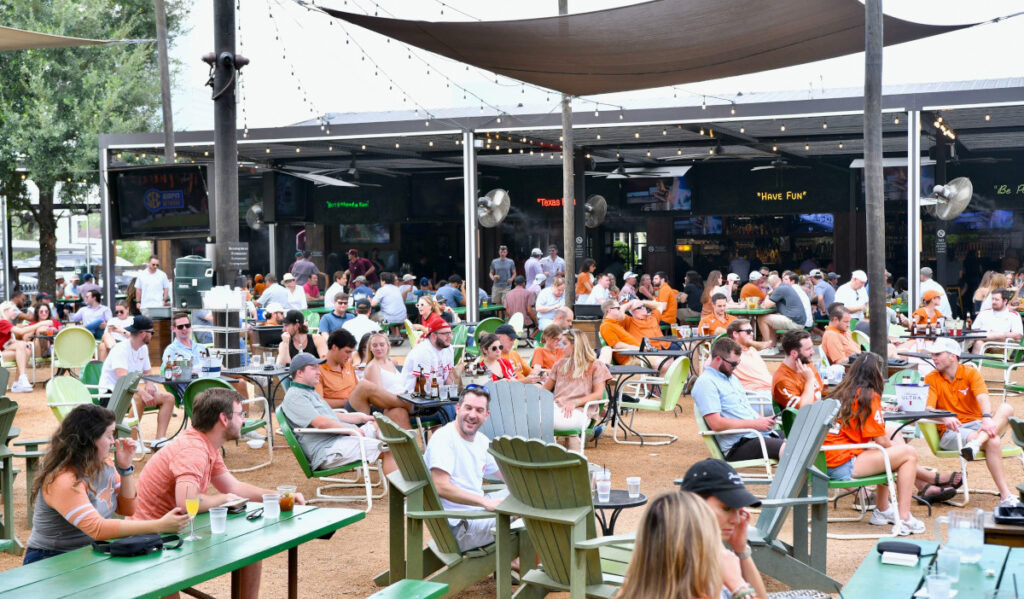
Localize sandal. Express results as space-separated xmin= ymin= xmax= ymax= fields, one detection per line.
xmin=916 ymin=484 xmax=957 ymax=505
xmin=934 ymin=472 xmax=964 ymax=489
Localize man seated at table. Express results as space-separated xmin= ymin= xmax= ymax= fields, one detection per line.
xmin=821 ymin=303 xmax=862 ymax=364
xmin=342 ymin=299 xmax=380 ymax=346
xmin=371 ymin=272 xmax=408 ymax=336
xmin=69 ymin=289 xmax=112 ymax=340
xmin=435 ymin=274 xmax=466 ymax=307
xmin=624 ymin=299 xmax=670 ymax=349
xmin=739 ymin=271 xmax=767 ymax=302
xmin=281 ymin=352 xmax=397 ymax=475
xmin=771 ymin=330 xmax=823 ymax=410
xmin=969 ymin=288 xmax=1023 ymax=354
xmin=317 ymin=293 xmax=353 ymax=337
xmin=503 ymin=275 xmax=537 ymax=332
xmin=0 ymin=301 xmax=49 ymax=393
xmin=599 ymin=299 xmax=671 ymax=375
xmin=698 ymin=293 xmax=736 ymax=336
xmin=551 ymin=305 xmax=574 ymax=331
xmin=926 ymin=337 xmax=1022 ymax=507
xmin=693 ymin=337 xmax=784 ymax=461
xmin=133 ymin=387 xmax=304 ymax=599
xmin=535 ymin=276 xmax=567 ymax=330
xmin=317 ymin=329 xmax=412 ymax=428
xmin=653 ymin=271 xmax=679 ymax=326
xmin=255 ymin=273 xmax=289 ymax=308
xmin=726 ymin=319 xmax=772 ymax=412
xmin=98 ymin=315 xmax=176 ymax=449
xmin=162 ymin=311 xmax=209 ymax=367
xmin=758 ymin=274 xmax=808 ymax=354
xmin=400 ymin=319 xmax=465 ymax=397
xmin=425 ymin=386 xmax=512 ymax=553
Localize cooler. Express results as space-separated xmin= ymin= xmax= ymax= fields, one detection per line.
xmin=173 ymin=255 xmax=213 ymax=309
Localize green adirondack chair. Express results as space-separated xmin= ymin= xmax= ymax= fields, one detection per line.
xmin=919 ymin=418 xmax=1024 ymax=507
xmin=693 ymin=403 xmax=777 ymax=485
xmin=372 ymin=415 xmax=532 ymax=596
xmin=183 ymin=378 xmax=272 ymax=472
xmin=488 ymin=436 xmax=635 ymax=599
xmin=612 ymin=356 xmax=689 ymax=446
xmin=745 ymin=399 xmax=841 ymax=591
xmin=277 ymin=407 xmax=385 ymax=512
xmin=0 ymin=397 xmax=23 ymax=555
xmin=479 ymin=380 xmax=555 ymax=442
xmin=104 ymin=371 xmax=144 ymax=448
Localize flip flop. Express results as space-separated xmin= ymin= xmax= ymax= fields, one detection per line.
xmin=934 ymin=471 xmax=964 ymax=489
xmin=915 ymin=484 xmax=957 ymax=505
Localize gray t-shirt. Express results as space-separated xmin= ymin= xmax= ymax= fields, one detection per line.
xmin=27 ymin=465 xmax=120 ymax=552
xmin=281 ymin=383 xmax=357 ymax=469
xmin=770 ymin=284 xmax=807 ymax=325
xmin=490 ymin=257 xmax=515 ymax=288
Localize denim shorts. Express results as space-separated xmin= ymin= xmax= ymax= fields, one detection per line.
xmin=23 ymin=547 xmax=65 ymax=565
xmin=827 ymin=456 xmax=857 ymax=481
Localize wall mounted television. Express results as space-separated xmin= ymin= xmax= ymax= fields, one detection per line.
xmin=109 ymin=165 xmax=211 ymax=239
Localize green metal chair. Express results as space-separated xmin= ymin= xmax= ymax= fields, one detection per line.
xmin=694 ymin=401 xmax=777 ymax=485
xmin=919 ymin=418 xmax=1024 ymax=506
xmin=277 ymin=406 xmax=384 ymax=512
xmin=553 ymin=390 xmax=608 ymax=458
xmin=489 ymin=436 xmax=633 ymax=599
xmin=79 ymin=359 xmax=111 ymax=405
xmin=305 ymin=311 xmax=321 ymax=333
xmin=183 ymin=378 xmax=272 ymax=472
xmin=46 ymin=376 xmax=96 ymax=421
xmin=50 ymin=326 xmax=97 ymax=377
xmin=467 ymin=317 xmax=503 ymax=357
xmin=372 ymin=415 xmax=531 ymax=595
xmin=851 ymin=330 xmax=871 ymax=352
xmin=613 ymin=356 xmax=689 ymax=446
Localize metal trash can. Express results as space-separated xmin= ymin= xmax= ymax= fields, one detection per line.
xmin=173 ymin=255 xmax=213 ymax=308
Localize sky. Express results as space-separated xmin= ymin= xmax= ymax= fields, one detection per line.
xmin=168 ymin=0 xmax=1024 ymax=132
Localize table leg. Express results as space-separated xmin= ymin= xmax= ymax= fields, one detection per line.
xmin=594 ymin=509 xmax=611 ymax=536
xmin=605 ymin=508 xmax=624 ymax=535
xmin=289 ymin=546 xmax=298 ymax=599
xmin=231 ymin=569 xmax=240 ymax=599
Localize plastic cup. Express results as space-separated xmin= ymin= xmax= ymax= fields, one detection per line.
xmin=262 ymin=493 xmax=281 ymax=519
xmin=626 ymin=477 xmax=641 ymax=499
xmin=209 ymin=506 xmax=227 ymax=534
xmin=251 ymin=354 xmax=262 ymax=369
xmin=277 ymin=485 xmax=297 ymax=511
xmin=936 ymin=547 xmax=960 ymax=583
xmin=263 ymin=352 xmax=274 ymax=369
xmin=925 ymin=574 xmax=951 ymax=599
xmin=596 ymin=480 xmax=611 ymax=503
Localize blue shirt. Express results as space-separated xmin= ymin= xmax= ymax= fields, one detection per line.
xmin=813 ymin=280 xmax=835 ymax=314
xmin=351 ymin=284 xmax=374 ymax=303
xmin=161 ymin=337 xmax=209 ymax=366
xmin=70 ymin=303 xmax=111 ymax=325
xmin=692 ymin=367 xmax=761 ymax=454
xmin=318 ymin=310 xmax=354 ymax=335
xmin=435 ymin=284 xmax=464 ymax=307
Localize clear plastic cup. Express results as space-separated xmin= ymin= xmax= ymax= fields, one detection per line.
xmin=263 ymin=352 xmax=274 ymax=369
xmin=209 ymin=506 xmax=227 ymax=534
xmin=277 ymin=485 xmax=297 ymax=511
xmin=936 ymin=547 xmax=960 ymax=583
xmin=626 ymin=477 xmax=641 ymax=499
xmin=262 ymin=493 xmax=281 ymax=519
xmin=925 ymin=574 xmax=951 ymax=599
xmin=251 ymin=354 xmax=262 ymax=369
xmin=596 ymin=480 xmax=611 ymax=503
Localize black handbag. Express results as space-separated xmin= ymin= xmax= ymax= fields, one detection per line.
xmin=92 ymin=533 xmax=182 ymax=557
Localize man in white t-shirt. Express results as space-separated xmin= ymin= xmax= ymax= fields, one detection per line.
xmin=136 ymin=255 xmax=171 ymax=310
xmin=98 ymin=315 xmax=175 ymax=449
xmin=398 ymin=273 xmax=416 ymax=300
xmin=323 ymin=271 xmax=347 ymax=308
xmin=581 ymin=273 xmax=611 ymax=305
xmin=370 ymin=272 xmax=407 ymax=332
xmin=342 ymin=300 xmax=380 ymax=345
xmin=400 ymin=318 xmax=464 ymax=393
xmin=834 ymin=269 xmax=869 ymax=320
xmin=282 ymin=273 xmax=307 ymax=311
xmin=970 ymin=288 xmax=1023 ymax=353
xmin=424 ymin=387 xmax=509 ymax=551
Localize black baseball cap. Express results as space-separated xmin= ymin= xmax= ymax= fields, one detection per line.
xmin=126 ymin=315 xmax=154 ymax=333
xmin=679 ymin=459 xmax=761 ymax=508
xmin=284 ymin=309 xmax=305 ymax=325
xmin=494 ymin=324 xmax=518 ymax=339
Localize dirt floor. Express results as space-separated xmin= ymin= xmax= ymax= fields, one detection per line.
xmin=2 ymin=353 xmax=1024 ymax=598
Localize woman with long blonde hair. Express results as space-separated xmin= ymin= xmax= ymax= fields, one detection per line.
xmin=618 ymin=491 xmax=739 ymax=599
xmin=701 ymin=270 xmax=724 ymax=317
xmin=980 ymin=272 xmax=1010 ymax=312
xmin=973 ymin=270 xmax=995 ymax=313
xmin=541 ymin=329 xmax=610 ymax=452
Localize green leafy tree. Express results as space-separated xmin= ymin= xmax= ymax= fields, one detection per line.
xmin=0 ymin=0 xmax=186 ymax=294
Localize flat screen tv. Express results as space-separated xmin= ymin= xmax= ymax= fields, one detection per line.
xmin=339 ymin=223 xmax=391 ymax=244
xmin=794 ymin=213 xmax=834 ymax=233
xmin=273 ymin=172 xmax=313 ymax=222
xmin=953 ymin=209 xmax=1014 ymax=230
xmin=110 ymin=165 xmax=210 ymax=239
xmin=673 ymin=216 xmax=722 ymax=235
xmin=625 ymin=175 xmax=694 ymax=212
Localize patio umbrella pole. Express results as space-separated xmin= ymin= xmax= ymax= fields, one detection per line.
xmin=864 ymin=0 xmax=887 ymax=358
xmin=559 ymin=0 xmax=575 ymax=307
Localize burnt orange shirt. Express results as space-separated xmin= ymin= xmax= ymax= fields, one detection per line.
xmin=575 ymin=272 xmax=593 ymax=296
xmin=771 ymin=362 xmax=824 ymax=409
xmin=821 ymin=325 xmax=860 ymax=364
xmin=913 ymin=307 xmax=940 ymax=325
xmin=501 ymin=349 xmax=532 ymax=379
xmin=626 ymin=309 xmax=668 ymax=349
xmin=530 ymin=346 xmax=564 ymax=370
xmin=600 ymin=317 xmax=642 ymax=365
xmin=316 ymin=360 xmax=357 ymax=403
xmin=824 ymin=391 xmax=886 ymax=467
xmin=739 ymin=283 xmax=766 ymax=300
xmin=925 ymin=364 xmax=987 ymax=435
xmin=697 ymin=312 xmax=736 ymax=336
xmin=657 ymin=284 xmax=678 ymax=324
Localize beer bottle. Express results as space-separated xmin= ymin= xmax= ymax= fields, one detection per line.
xmin=430 ymin=375 xmax=440 ymax=398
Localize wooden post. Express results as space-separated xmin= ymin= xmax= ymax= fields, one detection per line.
xmin=864 ymin=0 xmax=887 ymax=358
xmin=559 ymin=0 xmax=575 ymax=309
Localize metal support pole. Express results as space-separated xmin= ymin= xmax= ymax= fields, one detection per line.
xmin=864 ymin=0 xmax=886 ymax=358
xmin=462 ymin=131 xmax=479 ymax=323
xmin=0 ymin=195 xmax=8 ymax=300
xmin=559 ymin=0 xmax=575 ymax=309
xmin=213 ymin=0 xmax=239 ymax=286
xmin=907 ymin=110 xmax=922 ymax=313
xmin=154 ymin=0 xmax=175 ymax=164
xmin=100 ymin=147 xmax=115 ymax=308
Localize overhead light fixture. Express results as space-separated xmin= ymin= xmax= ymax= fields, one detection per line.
xmin=985 ymin=114 xmax=991 ymax=121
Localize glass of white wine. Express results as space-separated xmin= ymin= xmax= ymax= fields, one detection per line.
xmin=184 ymin=482 xmax=202 ymax=541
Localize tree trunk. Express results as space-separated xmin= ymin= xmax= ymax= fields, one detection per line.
xmin=36 ymin=185 xmax=57 ymax=297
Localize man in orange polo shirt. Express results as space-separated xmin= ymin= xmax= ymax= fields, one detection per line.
xmin=317 ymin=328 xmax=412 ymax=428
xmin=653 ymin=271 xmax=679 ymax=326
xmin=698 ymin=293 xmax=737 ymax=336
xmin=739 ymin=271 xmax=767 ymax=301
xmin=771 ymin=330 xmax=823 ymax=410
xmin=600 ymin=299 xmax=670 ymax=375
xmin=925 ymin=337 xmax=1020 ymax=507
xmin=624 ymin=299 xmax=671 ymax=349
xmin=821 ymin=303 xmax=861 ymax=364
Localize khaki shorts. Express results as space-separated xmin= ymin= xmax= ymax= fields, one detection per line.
xmin=764 ymin=313 xmax=804 ymax=331
xmin=319 ymin=423 xmax=384 ymax=469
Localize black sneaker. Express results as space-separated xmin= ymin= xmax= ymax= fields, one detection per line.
xmin=961 ymin=444 xmax=976 ymax=461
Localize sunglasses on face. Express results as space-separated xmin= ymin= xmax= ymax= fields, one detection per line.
xmin=739 ymin=329 xmax=754 ymax=334
xmin=490 ymin=345 xmax=503 ymax=351
xmin=175 ymin=323 xmax=192 ymax=330
xmin=721 ymin=357 xmax=741 ymax=368
xmin=116 ymin=310 xmax=127 ymax=315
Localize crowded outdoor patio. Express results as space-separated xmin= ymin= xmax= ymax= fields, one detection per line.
xmin=3 ymin=1 xmax=1024 ymax=598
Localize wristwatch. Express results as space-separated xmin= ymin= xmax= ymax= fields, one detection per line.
xmin=982 ymin=413 xmax=993 ymax=418
xmin=735 ymin=544 xmax=752 ymax=560
xmin=116 ymin=464 xmax=135 ymax=477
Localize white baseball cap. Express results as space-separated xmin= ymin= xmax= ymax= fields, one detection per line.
xmin=533 ymin=273 xmax=547 ymax=284
xmin=928 ymin=337 xmax=962 ymax=357
xmin=749 ymin=271 xmax=762 ymax=281
xmin=851 ymin=270 xmax=868 ymax=282
xmin=531 ymin=248 xmax=542 ymax=257
xmin=623 ymin=271 xmax=637 ymax=281
xmin=727 ymin=273 xmax=741 ymax=283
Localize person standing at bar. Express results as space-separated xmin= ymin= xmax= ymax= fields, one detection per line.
xmin=488 ymin=245 xmax=516 ymax=306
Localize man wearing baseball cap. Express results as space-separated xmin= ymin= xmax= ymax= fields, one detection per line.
xmin=920 ymin=267 xmax=951 ymax=319
xmin=524 ymin=248 xmax=544 ymax=292
xmin=345 ymin=249 xmax=377 ymax=285
xmin=527 ymin=272 xmax=546 ymax=295
xmin=494 ymin=324 xmax=539 ymax=382
xmin=680 ymin=459 xmax=769 ymax=599
xmin=739 ymin=271 xmax=766 ymax=302
xmin=342 ymin=299 xmax=379 ymax=345
xmin=834 ymin=269 xmax=869 ymax=324
xmin=926 ymin=337 xmax=1021 ymax=507
xmin=808 ymin=269 xmax=835 ymax=320
xmin=400 ymin=318 xmax=465 ymax=402
xmin=280 ymin=352 xmax=396 ymax=474
xmin=618 ymin=271 xmax=638 ymax=302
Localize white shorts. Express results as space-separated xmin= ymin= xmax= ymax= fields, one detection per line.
xmin=553 ymin=403 xmax=598 ymax=432
xmin=319 ymin=423 xmax=384 ymax=469
xmin=939 ymin=420 xmax=983 ymax=451
xmin=450 ymin=490 xmax=509 ymax=551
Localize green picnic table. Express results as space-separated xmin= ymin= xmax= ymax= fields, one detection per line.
xmin=844 ymin=538 xmax=1018 ymax=597
xmin=0 ymin=503 xmax=364 ymax=599
xmin=892 ymin=302 xmax=909 ymax=314
xmin=726 ymin=307 xmax=776 ymax=316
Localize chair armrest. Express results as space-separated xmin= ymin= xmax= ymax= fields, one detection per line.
xmin=699 ymin=427 xmax=762 ymax=437
xmin=406 ymin=509 xmax=496 ymax=521
xmin=294 ymin=427 xmax=362 ymax=435
xmin=759 ymin=496 xmax=829 ymax=507
xmin=575 ymin=531 xmax=637 ymax=550
xmin=482 ymin=483 xmax=506 ymax=493
xmin=12 ymin=439 xmax=51 ymax=448
xmin=240 ymin=396 xmax=270 ymax=418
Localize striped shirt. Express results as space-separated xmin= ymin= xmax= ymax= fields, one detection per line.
xmin=27 ymin=463 xmax=131 ymax=552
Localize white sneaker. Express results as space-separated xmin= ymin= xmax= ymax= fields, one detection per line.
xmin=999 ymin=496 xmax=1023 ymax=509
xmin=136 ymin=443 xmax=152 ymax=455
xmin=150 ymin=437 xmax=169 ymax=450
xmin=10 ymin=381 xmax=33 ymax=393
xmin=899 ymin=515 xmax=926 ymax=535
xmin=869 ymin=506 xmax=897 ymax=526
xmin=759 ymin=347 xmax=780 ymax=357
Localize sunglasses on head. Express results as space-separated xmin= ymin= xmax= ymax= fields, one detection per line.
xmin=463 ymin=384 xmax=491 ymax=397
xmin=175 ymin=323 xmax=192 ymax=330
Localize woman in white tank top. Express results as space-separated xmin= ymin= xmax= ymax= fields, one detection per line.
xmin=361 ymin=332 xmax=405 ymax=394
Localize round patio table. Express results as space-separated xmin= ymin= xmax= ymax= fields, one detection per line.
xmin=593 ymin=490 xmax=647 ymax=535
